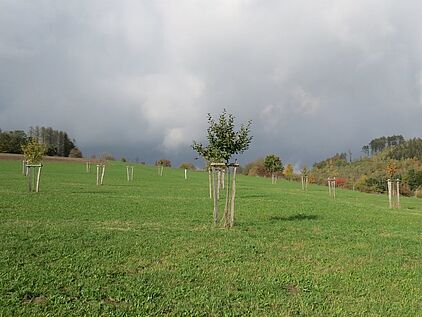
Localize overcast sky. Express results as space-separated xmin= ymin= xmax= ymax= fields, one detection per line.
xmin=1 ymin=0 xmax=422 ymax=167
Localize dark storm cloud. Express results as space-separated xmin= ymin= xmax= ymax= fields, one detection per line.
xmin=1 ymin=0 xmax=422 ymax=166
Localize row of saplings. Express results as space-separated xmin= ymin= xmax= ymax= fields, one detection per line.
xmin=21 ymin=139 xmax=139 ymax=191
xmin=20 ymin=109 xmax=249 ymax=230
xmin=19 ymin=111 xmax=401 ymax=229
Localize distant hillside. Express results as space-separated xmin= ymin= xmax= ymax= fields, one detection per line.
xmin=310 ymin=136 xmax=422 ymax=196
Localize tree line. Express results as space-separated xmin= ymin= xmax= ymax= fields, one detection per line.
xmin=361 ymin=135 xmax=405 ymax=156
xmin=0 ymin=127 xmax=81 ymax=157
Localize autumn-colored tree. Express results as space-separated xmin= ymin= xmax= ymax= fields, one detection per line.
xmin=284 ymin=163 xmax=294 ymax=180
xmin=386 ymin=160 xmax=398 ymax=178
xmin=21 ymin=139 xmax=46 ymax=164
xmin=155 ymin=159 xmax=171 ymax=167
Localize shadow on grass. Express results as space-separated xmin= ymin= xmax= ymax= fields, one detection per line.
xmin=270 ymin=214 xmax=319 ymax=221
xmin=241 ymin=194 xmax=269 ymax=199
xmin=73 ymin=191 xmax=116 ymax=194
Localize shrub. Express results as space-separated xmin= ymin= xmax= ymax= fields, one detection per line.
xmin=155 ymin=159 xmax=171 ymax=167
xmin=335 ymin=177 xmax=348 ymax=187
xmin=69 ymin=147 xmax=83 ymax=158
xmin=179 ymin=162 xmax=195 ymax=170
xmin=121 ymin=157 xmax=127 ymax=162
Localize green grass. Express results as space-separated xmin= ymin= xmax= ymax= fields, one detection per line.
xmin=1 ymin=159 xmax=422 ymax=316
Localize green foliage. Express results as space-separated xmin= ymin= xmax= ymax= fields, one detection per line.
xmin=0 ymin=160 xmax=422 ymax=315
xmin=364 ymin=135 xmax=405 ymax=155
xmin=21 ymin=139 xmax=46 ymax=164
xmin=192 ymin=109 xmax=252 ymax=163
xmin=407 ymin=169 xmax=422 ymax=191
xmin=300 ymin=165 xmax=309 ymax=176
xmin=264 ymin=154 xmax=283 ymax=174
xmin=0 ymin=130 xmax=27 ymax=154
xmin=387 ymin=138 xmax=422 ymax=160
xmin=121 ymin=157 xmax=127 ymax=162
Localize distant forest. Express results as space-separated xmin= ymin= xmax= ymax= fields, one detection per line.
xmin=311 ymin=135 xmax=422 ymax=195
xmin=241 ymin=135 xmax=422 ymax=196
xmin=0 ymin=126 xmax=80 ymax=157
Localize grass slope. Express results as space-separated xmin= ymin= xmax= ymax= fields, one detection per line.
xmin=0 ymin=160 xmax=421 ymax=316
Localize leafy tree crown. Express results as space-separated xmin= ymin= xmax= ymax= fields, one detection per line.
xmin=192 ymin=109 xmax=252 ymax=163
xmin=264 ymin=154 xmax=283 ymax=173
xmin=22 ymin=139 xmax=46 ymax=164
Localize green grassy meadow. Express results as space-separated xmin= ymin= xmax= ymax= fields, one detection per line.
xmin=1 ymin=159 xmax=422 ymax=316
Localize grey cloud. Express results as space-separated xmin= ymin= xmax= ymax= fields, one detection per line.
xmin=1 ymin=0 xmax=422 ymax=166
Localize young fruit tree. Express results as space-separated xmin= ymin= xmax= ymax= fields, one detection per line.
xmin=300 ymin=166 xmax=309 ymax=191
xmin=386 ymin=160 xmax=400 ymax=208
xmin=192 ymin=109 xmax=252 ymax=228
xmin=21 ymin=139 xmax=46 ymax=192
xmin=264 ymin=154 xmax=283 ymax=184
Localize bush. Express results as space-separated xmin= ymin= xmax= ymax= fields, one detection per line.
xmin=69 ymin=147 xmax=83 ymax=158
xmin=179 ymin=162 xmax=196 ymax=170
xmin=155 ymin=159 xmax=171 ymax=167
xmin=121 ymin=157 xmax=127 ymax=162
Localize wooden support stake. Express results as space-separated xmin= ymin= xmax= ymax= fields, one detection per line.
xmin=217 ymin=169 xmax=220 ymax=200
xmin=396 ymin=179 xmax=400 ymax=208
xmin=208 ymin=168 xmax=212 ymax=199
xmin=212 ymin=167 xmax=218 ymax=225
xmin=22 ymin=160 xmax=27 ymax=176
xmin=332 ymin=178 xmax=336 ymax=198
xmin=35 ymin=165 xmax=42 ymax=192
xmin=28 ymin=166 xmax=32 ymax=192
xmin=328 ymin=178 xmax=331 ymax=196
xmin=96 ymin=165 xmax=100 ymax=186
xmin=230 ymin=166 xmax=237 ymax=228
xmin=100 ymin=165 xmax=105 ymax=185
xmin=387 ymin=179 xmax=392 ymax=208
xmin=223 ymin=168 xmax=231 ymax=227
xmin=126 ymin=166 xmax=130 ymax=181
xmin=184 ymin=169 xmax=187 ymax=180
